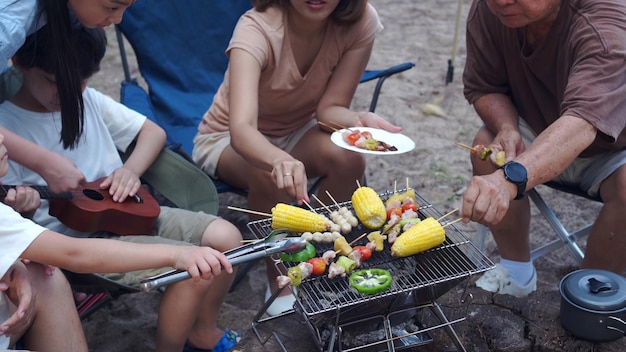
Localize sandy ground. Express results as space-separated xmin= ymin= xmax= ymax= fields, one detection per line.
xmin=81 ymin=0 xmax=624 ymax=351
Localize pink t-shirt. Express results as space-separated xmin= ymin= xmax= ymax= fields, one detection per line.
xmin=199 ymin=4 xmax=383 ymax=137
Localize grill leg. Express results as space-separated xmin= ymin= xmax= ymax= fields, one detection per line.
xmin=251 ymin=286 xmax=292 ymax=351
xmin=429 ymin=302 xmax=467 ymax=352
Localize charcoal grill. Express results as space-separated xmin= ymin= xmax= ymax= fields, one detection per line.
xmin=248 ymin=190 xmax=494 ymax=351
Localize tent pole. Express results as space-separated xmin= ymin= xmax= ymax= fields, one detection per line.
xmin=446 ymin=0 xmax=464 ymax=85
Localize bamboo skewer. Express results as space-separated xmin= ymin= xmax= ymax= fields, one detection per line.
xmin=311 ymin=194 xmax=332 ymax=213
xmin=437 ymin=208 xmax=459 ymax=222
xmin=317 ymin=120 xmax=352 ymax=132
xmin=334 ymin=232 xmax=369 ymax=255
xmin=240 ymin=236 xmax=301 ymax=243
xmin=227 ymin=205 xmax=271 ymax=218
xmin=442 ymin=218 xmax=463 ymax=228
xmin=325 ymin=190 xmax=342 ymax=209
xmin=381 ymin=225 xmax=394 ymax=236
xmin=327 ymin=121 xmax=350 ymax=131
xmin=302 ymin=200 xmax=317 ymax=213
xmin=455 ymin=141 xmax=477 ymax=152
xmin=348 ymin=232 xmax=369 ymax=246
xmin=317 ymin=121 xmax=339 ymax=131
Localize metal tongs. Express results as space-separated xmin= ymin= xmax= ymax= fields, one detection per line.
xmin=138 ymin=229 xmax=305 ymax=292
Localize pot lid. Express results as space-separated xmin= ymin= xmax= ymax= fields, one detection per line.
xmin=560 ymin=269 xmax=626 ymax=311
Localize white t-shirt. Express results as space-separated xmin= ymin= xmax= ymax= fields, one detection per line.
xmin=0 ymin=0 xmax=42 ymax=73
xmin=0 ymin=87 xmax=146 ymax=236
xmin=0 ymin=203 xmax=45 ymax=349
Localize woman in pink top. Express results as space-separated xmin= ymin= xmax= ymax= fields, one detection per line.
xmin=193 ymin=0 xmax=401 ymax=315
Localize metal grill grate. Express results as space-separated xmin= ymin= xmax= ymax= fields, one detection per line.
xmin=248 ymin=190 xmax=494 ymax=351
xmin=247 ymin=190 xmax=493 ymax=318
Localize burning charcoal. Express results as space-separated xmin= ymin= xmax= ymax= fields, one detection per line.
xmin=342 ymin=329 xmax=386 ymax=348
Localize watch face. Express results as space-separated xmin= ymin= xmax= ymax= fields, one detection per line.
xmin=504 ymin=161 xmax=527 ymax=182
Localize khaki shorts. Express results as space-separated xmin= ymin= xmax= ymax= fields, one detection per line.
xmin=519 ymin=118 xmax=626 ymax=198
xmin=93 ymin=206 xmax=217 ymax=287
xmin=192 ymin=119 xmax=318 ymax=178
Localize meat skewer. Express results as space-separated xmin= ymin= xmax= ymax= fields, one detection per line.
xmin=455 ymin=141 xmax=506 ymax=166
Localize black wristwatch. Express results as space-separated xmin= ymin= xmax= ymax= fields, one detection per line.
xmin=501 ymin=161 xmax=527 ymax=200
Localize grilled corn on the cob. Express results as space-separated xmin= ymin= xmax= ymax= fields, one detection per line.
xmin=271 ymin=203 xmax=329 ymax=233
xmin=351 ymin=186 xmax=386 ymax=229
xmin=391 ymin=217 xmax=445 ymax=257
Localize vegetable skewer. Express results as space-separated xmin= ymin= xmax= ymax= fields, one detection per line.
xmin=455 ymin=141 xmax=506 ymax=166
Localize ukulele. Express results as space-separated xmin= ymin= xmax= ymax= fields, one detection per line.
xmin=0 ymin=177 xmax=160 ymax=235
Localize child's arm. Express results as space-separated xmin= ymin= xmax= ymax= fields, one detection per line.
xmin=21 ymin=230 xmax=234 ymax=281
xmin=99 ymin=119 xmax=166 ymax=202
xmin=0 ymin=126 xmax=85 ymax=193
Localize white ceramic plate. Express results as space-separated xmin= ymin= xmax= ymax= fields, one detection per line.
xmin=330 ymin=127 xmax=415 ymax=155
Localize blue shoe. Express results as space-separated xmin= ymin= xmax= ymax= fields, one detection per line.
xmin=182 ymin=329 xmax=242 ymax=352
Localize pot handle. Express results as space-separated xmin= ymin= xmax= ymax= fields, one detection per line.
xmin=588 ymin=277 xmax=612 ymax=293
xmin=607 ymin=316 xmax=626 ymax=336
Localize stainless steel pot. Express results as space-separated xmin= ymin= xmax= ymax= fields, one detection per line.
xmin=560 ymin=269 xmax=626 ymax=342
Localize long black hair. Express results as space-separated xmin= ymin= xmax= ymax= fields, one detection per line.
xmin=39 ymin=0 xmax=85 ymax=149
xmin=15 ymin=21 xmax=107 ymax=89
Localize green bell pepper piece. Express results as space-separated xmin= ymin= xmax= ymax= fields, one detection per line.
xmin=349 ymin=268 xmax=392 ymax=294
xmin=279 ymin=242 xmax=316 ymax=262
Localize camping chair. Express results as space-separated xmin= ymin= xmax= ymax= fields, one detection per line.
xmin=472 ymin=181 xmax=602 ymax=265
xmin=114 ymin=0 xmax=415 ymax=195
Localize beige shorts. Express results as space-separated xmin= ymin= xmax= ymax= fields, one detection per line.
xmin=92 ymin=206 xmax=217 ymax=287
xmin=519 ymin=118 xmax=626 ymax=198
xmin=192 ymin=119 xmax=318 ymax=178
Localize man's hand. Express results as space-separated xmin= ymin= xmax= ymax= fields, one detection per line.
xmin=461 ymin=171 xmax=515 ymax=226
xmin=487 ymin=126 xmax=525 ymax=164
xmin=0 ymin=262 xmax=36 ymax=338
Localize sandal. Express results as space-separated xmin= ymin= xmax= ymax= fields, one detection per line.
xmin=182 ymin=329 xmax=242 ymax=352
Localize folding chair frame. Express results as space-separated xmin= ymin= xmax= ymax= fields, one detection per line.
xmin=472 ymin=182 xmax=601 ymax=265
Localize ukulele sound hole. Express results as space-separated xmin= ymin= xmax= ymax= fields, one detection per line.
xmin=83 ymin=189 xmax=105 ymax=201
